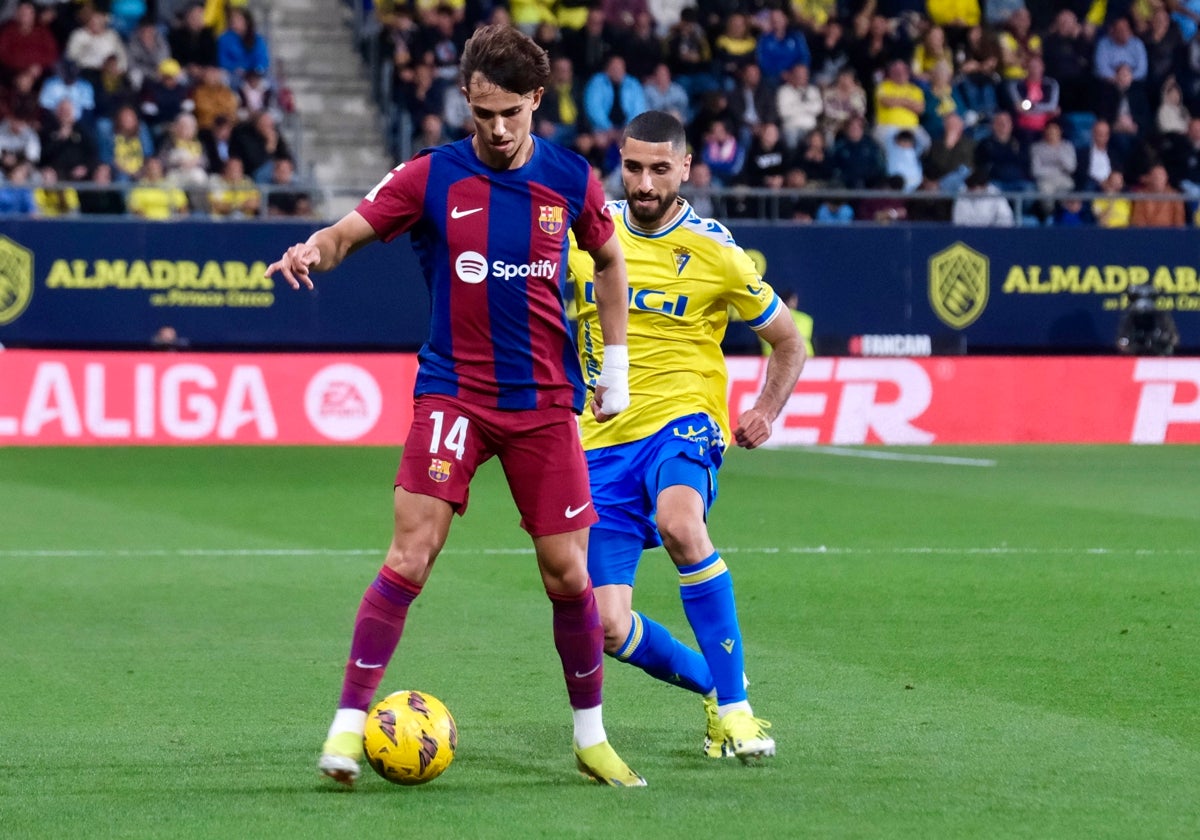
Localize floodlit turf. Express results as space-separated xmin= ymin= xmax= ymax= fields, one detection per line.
xmin=1 ymin=444 xmax=1198 ymax=839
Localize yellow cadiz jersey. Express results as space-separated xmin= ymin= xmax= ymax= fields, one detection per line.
xmin=568 ymin=199 xmax=783 ymax=450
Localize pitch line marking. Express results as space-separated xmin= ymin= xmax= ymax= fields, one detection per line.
xmin=805 ymin=446 xmax=997 ymax=467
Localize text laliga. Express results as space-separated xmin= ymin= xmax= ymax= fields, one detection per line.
xmin=0 ymin=362 xmax=278 ymax=440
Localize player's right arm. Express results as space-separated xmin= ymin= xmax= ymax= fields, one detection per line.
xmin=265 ymin=211 xmax=378 ymax=289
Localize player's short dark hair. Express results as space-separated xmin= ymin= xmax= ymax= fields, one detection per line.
xmin=460 ymin=24 xmax=550 ymax=95
xmin=622 ymin=110 xmax=687 ymax=154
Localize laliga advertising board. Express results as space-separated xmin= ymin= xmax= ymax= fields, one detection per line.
xmin=0 ymin=352 xmax=1199 ymax=445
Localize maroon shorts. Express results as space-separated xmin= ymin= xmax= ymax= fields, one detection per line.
xmin=396 ymin=393 xmax=598 ymax=536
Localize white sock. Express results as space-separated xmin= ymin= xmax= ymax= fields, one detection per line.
xmin=572 ymin=706 xmax=607 ymax=749
xmin=327 ymin=708 xmax=368 ymax=739
xmin=718 ymin=700 xmax=752 ymax=718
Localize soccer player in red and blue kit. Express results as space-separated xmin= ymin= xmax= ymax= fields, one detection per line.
xmin=266 ymin=24 xmax=644 ymax=787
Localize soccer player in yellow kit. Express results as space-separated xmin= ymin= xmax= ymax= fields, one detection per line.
xmin=567 ymin=110 xmax=806 ymax=761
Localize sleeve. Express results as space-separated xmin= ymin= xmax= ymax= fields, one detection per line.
xmin=354 ymin=154 xmax=430 ymax=243
xmin=723 ymin=240 xmax=783 ymax=329
xmin=570 ymin=172 xmax=615 ymax=252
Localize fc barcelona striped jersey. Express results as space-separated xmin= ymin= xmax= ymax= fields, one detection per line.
xmin=356 ymin=136 xmax=614 ymax=412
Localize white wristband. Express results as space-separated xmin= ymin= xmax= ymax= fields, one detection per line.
xmin=595 ymin=344 xmax=630 ymax=416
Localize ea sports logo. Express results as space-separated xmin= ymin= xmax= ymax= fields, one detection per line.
xmin=455 ymin=251 xmax=488 ymax=284
xmin=305 ymin=364 xmax=382 ymax=441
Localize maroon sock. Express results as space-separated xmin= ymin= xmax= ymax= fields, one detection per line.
xmin=337 ymin=566 xmax=422 ymax=711
xmin=548 ymin=582 xmax=604 ymax=709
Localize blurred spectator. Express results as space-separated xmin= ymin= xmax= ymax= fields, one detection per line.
xmin=926 ymin=0 xmax=980 ymax=47
xmin=700 ymin=119 xmax=743 ymax=184
xmin=1008 ymin=54 xmax=1060 ymax=139
xmin=923 ymin=60 xmax=967 ymax=140
xmin=231 ymin=110 xmax=293 ymax=182
xmin=109 ymin=0 xmax=147 ymax=39
xmin=78 ymin=162 xmax=127 ymax=215
xmin=1094 ymin=17 xmax=1148 ymax=81
xmin=65 ymin=8 xmax=128 ymax=79
xmin=794 ymin=129 xmax=836 ymax=185
xmin=1091 ymin=170 xmax=1131 ymax=226
xmin=1053 ymin=197 xmax=1093 ymax=225
xmin=809 ymin=19 xmax=850 ymax=88
xmin=777 ymin=62 xmax=823 ymax=149
xmin=0 ymin=0 xmax=59 ymax=85
xmin=713 ymin=12 xmax=758 ymax=79
xmin=398 ymin=60 xmax=447 ymax=131
xmin=758 ymin=8 xmax=806 ymax=83
xmin=583 ymin=54 xmax=647 ymax=144
xmin=603 ymin=0 xmax=649 ymax=33
xmin=831 ymin=114 xmax=886 ymax=187
xmin=33 ymin=165 xmax=80 ymax=216
xmin=199 ymin=113 xmax=234 ymax=174
xmin=441 ymin=82 xmax=473 ymax=140
xmin=1030 ymin=119 xmax=1077 ymax=197
xmin=998 ymin=7 xmax=1041 ymax=80
xmin=909 ymin=176 xmax=954 ymax=220
xmin=1096 ymin=62 xmax=1151 ymax=141
xmin=38 ymin=60 xmax=96 ymax=126
xmin=563 ymin=8 xmax=616 ymax=82
xmin=678 ymin=158 xmax=715 ymax=216
xmin=664 ymin=7 xmax=715 ymax=96
xmin=1130 ymin=164 xmax=1185 ymax=225
xmin=40 ymin=98 xmax=96 ymax=180
xmin=793 ymin=0 xmax=836 ymax=32
xmin=3 ymin=66 xmax=44 ymax=130
xmin=265 ymin=156 xmax=314 ymax=218
xmin=858 ymin=174 xmax=909 ymax=221
xmin=955 ymin=25 xmax=1001 ymax=131
xmin=1077 ymin=118 xmax=1123 ymax=189
xmin=815 ymin=197 xmax=854 ymax=223
xmin=169 ymin=2 xmax=218 ymax=78
xmin=779 ymin=167 xmax=817 ymax=221
xmin=688 ymin=88 xmax=735 ymax=148
xmin=0 ymin=109 xmax=41 ymax=167
xmin=0 ymin=159 xmax=36 ymax=214
xmin=1042 ymin=9 xmax=1093 ymax=113
xmin=192 ymin=65 xmax=239 ymax=130
xmin=127 ymin=16 xmax=170 ymax=90
xmin=885 ymin=128 xmax=923 ymax=190
xmin=217 ymin=7 xmax=269 ymax=83
xmin=952 ymin=167 xmax=1016 ymax=224
xmin=140 ymin=58 xmax=193 ymax=141
xmin=985 ymin=0 xmax=1025 ymax=28
xmin=100 ymin=103 xmax=154 ymax=182
xmin=419 ymin=5 xmax=467 ymax=85
xmin=642 ymin=62 xmax=690 ymax=124
xmin=207 ymin=155 xmax=260 ymax=217
xmin=1157 ymin=77 xmax=1190 ymax=136
xmin=537 ymin=54 xmax=582 ymax=145
xmin=127 ymin=156 xmax=189 ymax=219
xmin=850 ymin=15 xmax=903 ymax=89
xmin=160 ymin=111 xmax=208 ymax=188
xmin=617 ymin=12 xmax=661 ymax=82
xmin=237 ymin=68 xmax=277 ymax=119
xmin=820 ymin=66 xmax=868 ymax=142
xmin=922 ymin=111 xmax=976 ymax=191
xmin=739 ymin=121 xmax=788 ymax=188
xmin=93 ymin=53 xmax=138 ymax=123
xmin=874 ymin=59 xmax=928 ymax=150
xmin=912 ymin=25 xmax=952 ymax=83
xmin=974 ymin=110 xmax=1033 ymax=191
xmin=1144 ymin=8 xmax=1183 ymax=97
xmin=413 ymin=111 xmax=449 ymax=149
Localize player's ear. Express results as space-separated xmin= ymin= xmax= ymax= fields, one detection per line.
xmin=529 ymin=86 xmax=545 ymax=111
xmin=681 ymin=153 xmax=692 ymax=183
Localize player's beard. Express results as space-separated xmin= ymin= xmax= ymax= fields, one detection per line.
xmin=626 ymin=188 xmax=680 ymax=229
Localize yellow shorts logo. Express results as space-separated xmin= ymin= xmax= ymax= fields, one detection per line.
xmin=0 ymin=235 xmax=34 ymax=326
xmin=929 ymin=242 xmax=989 ymax=329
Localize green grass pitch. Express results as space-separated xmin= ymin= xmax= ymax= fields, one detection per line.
xmin=1 ymin=444 xmax=1198 ymax=839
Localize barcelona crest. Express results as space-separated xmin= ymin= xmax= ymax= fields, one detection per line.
xmin=539 ymin=205 xmax=564 ymax=235
xmin=428 ymin=458 xmax=452 ymax=483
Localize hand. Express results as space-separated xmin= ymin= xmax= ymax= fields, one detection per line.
xmin=591 ymin=344 xmax=629 ymax=422
xmin=265 ymin=242 xmax=320 ymax=289
xmin=733 ymin=407 xmax=773 ymax=449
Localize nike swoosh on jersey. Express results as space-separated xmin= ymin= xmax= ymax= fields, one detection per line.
xmin=451 ymin=206 xmax=482 ymax=219
xmin=565 ymin=502 xmax=591 ymax=518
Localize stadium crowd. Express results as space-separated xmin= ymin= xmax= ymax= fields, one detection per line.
xmin=0 ymin=0 xmax=314 ymax=217
xmin=369 ymin=0 xmax=1200 ymax=225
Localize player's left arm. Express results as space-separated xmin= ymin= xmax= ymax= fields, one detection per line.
xmin=587 ymin=231 xmax=631 ymax=421
xmin=735 ymin=306 xmax=806 ymax=450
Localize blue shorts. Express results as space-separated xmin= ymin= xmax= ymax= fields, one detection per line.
xmin=586 ymin=413 xmax=724 ymax=587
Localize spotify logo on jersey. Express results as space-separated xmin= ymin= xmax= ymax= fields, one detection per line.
xmin=455 ymin=251 xmax=488 ymax=284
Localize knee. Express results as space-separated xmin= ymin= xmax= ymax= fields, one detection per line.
xmin=598 ymin=603 xmax=631 ymax=655
xmin=657 ymin=514 xmax=709 ymax=563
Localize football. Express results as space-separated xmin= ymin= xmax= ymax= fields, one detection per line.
xmin=363 ymin=690 xmax=458 ymax=786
